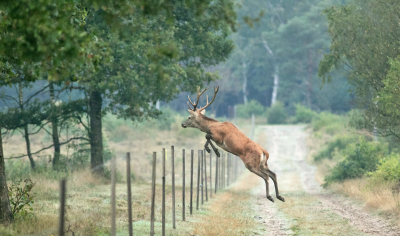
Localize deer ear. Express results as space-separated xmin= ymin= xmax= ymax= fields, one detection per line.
xmin=200 ymin=109 xmax=205 ymax=115
xmin=187 ymin=110 xmax=196 ymax=115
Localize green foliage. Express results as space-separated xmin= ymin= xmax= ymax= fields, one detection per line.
xmin=8 ymin=179 xmax=35 ymax=219
xmin=293 ymin=104 xmax=317 ymax=124
xmin=311 ymin=112 xmax=344 ymax=133
xmin=67 ymin=142 xmax=91 ymax=170
xmin=267 ymin=102 xmax=287 ymax=124
xmin=323 ymin=139 xmax=387 ymax=187
xmin=207 ymin=0 xmax=353 ymax=115
xmin=314 ymin=134 xmax=359 ymax=161
xmin=367 ymin=153 xmax=400 ymax=183
xmin=236 ymin=100 xmax=265 ymax=118
xmin=319 ymin=0 xmax=400 ymax=142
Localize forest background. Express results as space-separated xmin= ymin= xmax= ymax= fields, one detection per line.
xmin=1 ymin=0 xmax=400 ymax=233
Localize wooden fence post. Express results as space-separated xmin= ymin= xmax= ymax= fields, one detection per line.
xmin=162 ymin=148 xmax=166 ymax=236
xmin=150 ymin=152 xmax=156 ymax=236
xmin=227 ymin=153 xmax=229 ymax=186
xmin=223 ymin=152 xmax=225 ymax=188
xmin=235 ymin=154 xmax=238 ymax=181
xmin=201 ymin=150 xmax=203 ymax=205
xmin=126 ymin=153 xmax=133 ymax=236
xmin=171 ymin=146 xmax=176 ymax=229
xmin=190 ymin=150 xmax=194 ymax=215
xmin=204 ymin=150 xmax=208 ymax=202
xmin=111 ymin=157 xmax=116 ymax=236
xmin=58 ymin=178 xmax=66 ymax=236
xmin=219 ymin=153 xmax=221 ymax=189
xmin=196 ymin=150 xmax=200 ymax=210
xmin=182 ymin=149 xmax=185 ymax=221
xmin=215 ymin=154 xmax=218 ymax=194
xmin=210 ymin=151 xmax=212 ymax=198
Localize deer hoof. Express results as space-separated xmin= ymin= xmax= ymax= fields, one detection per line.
xmin=215 ymin=149 xmax=220 ymax=157
xmin=267 ymin=196 xmax=274 ymax=203
xmin=205 ymin=147 xmax=211 ymax=153
xmin=277 ymin=196 xmax=285 ymax=202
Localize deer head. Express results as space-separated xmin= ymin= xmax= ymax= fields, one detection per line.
xmin=181 ymin=86 xmax=219 ymax=130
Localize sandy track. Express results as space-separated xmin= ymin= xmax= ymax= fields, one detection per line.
xmin=252 ymin=125 xmax=400 ymax=236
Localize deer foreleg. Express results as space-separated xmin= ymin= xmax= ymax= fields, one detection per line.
xmin=205 ymin=134 xmax=220 ymax=157
xmin=204 ymin=140 xmax=211 ymax=153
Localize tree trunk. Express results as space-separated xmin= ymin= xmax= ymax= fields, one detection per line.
xmin=89 ymin=90 xmax=104 ymax=175
xmin=0 ymin=123 xmax=13 ymax=224
xmin=242 ymin=60 xmax=248 ymax=105
xmin=307 ymin=48 xmax=313 ymax=107
xmin=271 ymin=64 xmax=280 ymax=106
xmin=49 ymin=83 xmax=61 ymax=170
xmin=19 ymin=83 xmax=35 ymax=170
xmin=262 ymin=37 xmax=279 ymax=106
xmin=23 ymin=125 xmax=35 ymax=170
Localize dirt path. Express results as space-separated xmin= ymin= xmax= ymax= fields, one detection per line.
xmin=252 ymin=125 xmax=400 ymax=236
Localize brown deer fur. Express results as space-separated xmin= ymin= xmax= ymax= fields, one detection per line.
xmin=181 ymin=87 xmax=284 ymax=203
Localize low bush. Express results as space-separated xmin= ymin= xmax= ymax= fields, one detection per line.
xmin=267 ymin=101 xmax=287 ymax=124
xmin=311 ymin=112 xmax=344 ymax=132
xmin=323 ymin=138 xmax=387 ymax=187
xmin=236 ymin=100 xmax=265 ymax=119
xmin=9 ymin=178 xmax=35 ymax=219
xmin=367 ymin=153 xmax=400 ymax=183
xmin=314 ymin=134 xmax=359 ymax=161
xmin=293 ymin=104 xmax=317 ymax=123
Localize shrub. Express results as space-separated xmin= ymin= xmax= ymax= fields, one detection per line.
xmin=367 ymin=153 xmax=400 ymax=183
xmin=311 ymin=112 xmax=344 ymax=132
xmin=9 ymin=178 xmax=35 ymax=219
xmin=314 ymin=134 xmax=359 ymax=161
xmin=323 ymin=138 xmax=387 ymax=187
xmin=293 ymin=104 xmax=317 ymax=123
xmin=156 ymin=107 xmax=177 ymax=130
xmin=267 ymin=101 xmax=287 ymax=124
xmin=236 ymin=100 xmax=265 ymax=119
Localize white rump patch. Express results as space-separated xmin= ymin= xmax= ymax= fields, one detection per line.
xmin=260 ymin=153 xmax=266 ymax=165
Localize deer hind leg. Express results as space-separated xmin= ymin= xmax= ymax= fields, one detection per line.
xmin=247 ymin=167 xmax=274 ymax=203
xmin=261 ymin=167 xmax=285 ymax=202
xmin=205 ymin=134 xmax=220 ymax=157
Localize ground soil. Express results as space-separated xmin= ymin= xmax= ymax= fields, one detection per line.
xmin=250 ymin=125 xmax=400 ymax=236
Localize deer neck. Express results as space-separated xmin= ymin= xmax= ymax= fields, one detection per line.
xmin=198 ymin=115 xmax=218 ymax=133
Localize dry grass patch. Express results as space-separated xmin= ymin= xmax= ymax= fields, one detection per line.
xmin=330 ymin=179 xmax=400 ymax=225
xmin=191 ymin=174 xmax=259 ymax=236
xmin=278 ymin=192 xmax=364 ymax=236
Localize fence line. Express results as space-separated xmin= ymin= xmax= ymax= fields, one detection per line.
xmin=56 ymin=148 xmax=245 ymax=236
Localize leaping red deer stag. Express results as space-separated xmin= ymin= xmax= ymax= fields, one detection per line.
xmin=181 ymin=86 xmax=284 ymax=202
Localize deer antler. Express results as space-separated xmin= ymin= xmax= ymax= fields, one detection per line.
xmin=187 ymin=86 xmax=210 ymax=111
xmin=197 ymin=86 xmax=219 ymax=113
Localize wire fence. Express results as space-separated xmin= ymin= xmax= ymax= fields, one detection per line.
xmin=57 ymin=146 xmax=245 ymax=236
